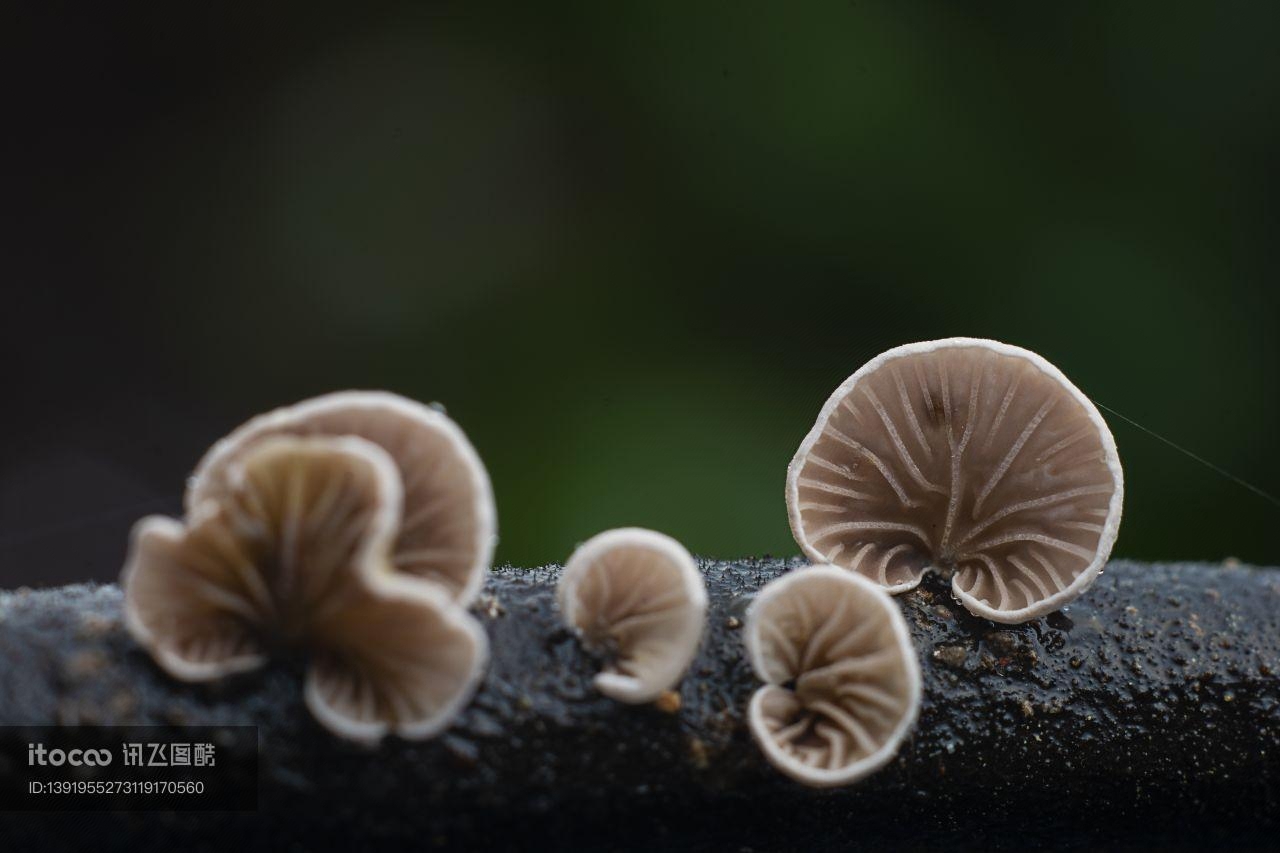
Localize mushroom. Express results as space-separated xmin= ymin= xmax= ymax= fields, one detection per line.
xmin=744 ymin=566 xmax=920 ymax=787
xmin=557 ymin=528 xmax=707 ymax=704
xmin=186 ymin=391 xmax=495 ymax=605
xmin=123 ymin=434 xmax=487 ymax=743
xmin=786 ymin=338 xmax=1124 ymax=623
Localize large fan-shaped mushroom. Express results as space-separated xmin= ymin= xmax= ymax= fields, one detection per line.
xmin=786 ymin=338 xmax=1123 ymax=623
xmin=744 ymin=566 xmax=920 ymax=787
xmin=187 ymin=391 xmax=495 ymax=605
xmin=123 ymin=434 xmax=487 ymax=743
xmin=557 ymin=528 xmax=707 ymax=704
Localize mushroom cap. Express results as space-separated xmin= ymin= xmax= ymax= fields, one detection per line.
xmin=186 ymin=391 xmax=495 ymax=606
xmin=305 ymin=573 xmax=489 ymax=745
xmin=123 ymin=434 xmax=488 ymax=742
xmin=123 ymin=434 xmax=403 ymax=681
xmin=744 ymin=566 xmax=921 ymax=788
xmin=786 ymin=338 xmax=1123 ymax=623
xmin=557 ymin=528 xmax=707 ymax=704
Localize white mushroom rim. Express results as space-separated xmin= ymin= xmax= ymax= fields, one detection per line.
xmin=744 ymin=566 xmax=921 ymax=788
xmin=186 ymin=390 xmax=497 ymax=606
xmin=785 ymin=338 xmax=1124 ymax=624
xmin=557 ymin=528 xmax=708 ymax=704
xmin=122 ymin=433 xmax=489 ymax=744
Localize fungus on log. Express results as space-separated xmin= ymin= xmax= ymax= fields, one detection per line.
xmin=787 ymin=338 xmax=1124 ymax=623
xmin=744 ymin=567 xmax=919 ymax=787
xmin=122 ymin=435 xmax=488 ymax=743
xmin=1 ymin=559 xmax=1278 ymax=851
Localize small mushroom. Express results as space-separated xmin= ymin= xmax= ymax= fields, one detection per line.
xmin=744 ymin=566 xmax=920 ymax=787
xmin=786 ymin=338 xmax=1123 ymax=623
xmin=557 ymin=528 xmax=707 ymax=704
xmin=187 ymin=391 xmax=495 ymax=605
xmin=123 ymin=434 xmax=487 ymax=742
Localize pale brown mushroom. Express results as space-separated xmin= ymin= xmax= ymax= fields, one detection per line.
xmin=186 ymin=391 xmax=494 ymax=605
xmin=744 ymin=566 xmax=920 ymax=787
xmin=123 ymin=434 xmax=487 ymax=742
xmin=557 ymin=528 xmax=707 ymax=704
xmin=786 ymin=338 xmax=1124 ymax=623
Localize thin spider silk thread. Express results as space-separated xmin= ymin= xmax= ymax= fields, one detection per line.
xmin=1 ymin=400 xmax=1277 ymax=553
xmin=1092 ymin=399 xmax=1280 ymax=511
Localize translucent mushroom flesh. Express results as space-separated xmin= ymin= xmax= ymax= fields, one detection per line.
xmin=557 ymin=528 xmax=707 ymax=703
xmin=786 ymin=338 xmax=1124 ymax=623
xmin=744 ymin=566 xmax=920 ymax=787
xmin=123 ymin=434 xmax=487 ymax=742
xmin=186 ymin=391 xmax=495 ymax=605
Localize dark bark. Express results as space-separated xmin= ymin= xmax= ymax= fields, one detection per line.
xmin=2 ymin=559 xmax=1279 ymax=851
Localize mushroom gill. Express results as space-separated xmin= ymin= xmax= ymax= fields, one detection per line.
xmin=557 ymin=528 xmax=707 ymax=704
xmin=744 ymin=566 xmax=920 ymax=787
xmin=123 ymin=434 xmax=487 ymax=742
xmin=786 ymin=338 xmax=1124 ymax=623
xmin=186 ymin=391 xmax=495 ymax=605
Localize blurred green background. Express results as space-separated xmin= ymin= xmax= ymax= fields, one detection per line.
xmin=4 ymin=2 xmax=1278 ymax=586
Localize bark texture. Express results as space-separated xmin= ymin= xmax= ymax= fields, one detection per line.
xmin=2 ymin=558 xmax=1279 ymax=851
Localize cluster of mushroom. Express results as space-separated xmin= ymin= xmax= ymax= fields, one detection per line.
xmin=117 ymin=337 xmax=1124 ymax=788
xmin=744 ymin=337 xmax=1124 ymax=787
xmin=121 ymin=392 xmax=496 ymax=743
xmin=549 ymin=526 xmax=922 ymax=790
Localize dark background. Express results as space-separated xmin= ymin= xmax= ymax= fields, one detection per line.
xmin=3 ymin=2 xmax=1278 ymax=588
